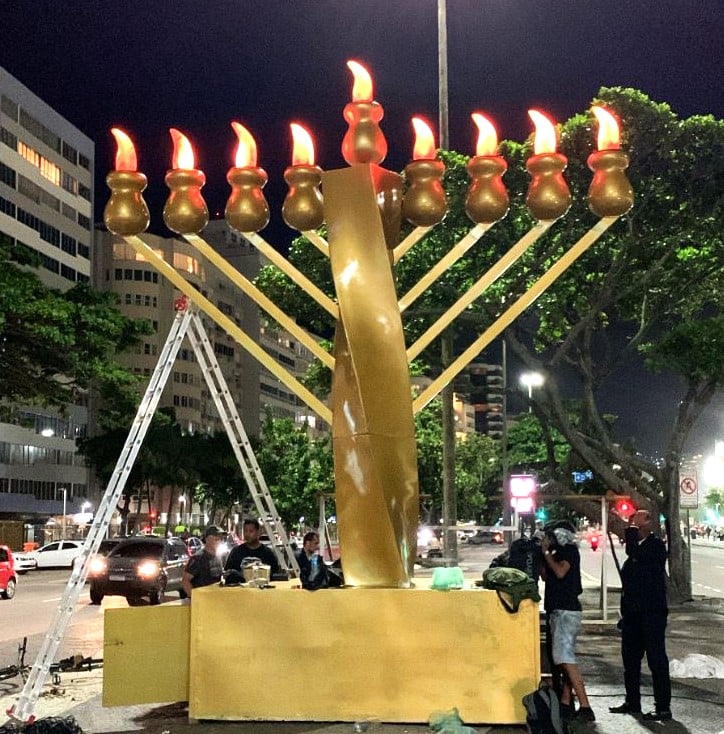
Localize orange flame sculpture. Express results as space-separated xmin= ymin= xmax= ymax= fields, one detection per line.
xmin=528 ymin=110 xmax=557 ymax=155
xmin=110 ymin=128 xmax=138 ymax=172
xmin=290 ymin=123 xmax=315 ymax=166
xmin=471 ymin=113 xmax=498 ymax=157
xmin=231 ymin=121 xmax=258 ymax=168
xmin=411 ymin=117 xmax=436 ymax=161
xmin=591 ymin=106 xmax=621 ymax=151
xmin=169 ymin=128 xmax=196 ymax=170
xmin=346 ymin=60 xmax=374 ymax=103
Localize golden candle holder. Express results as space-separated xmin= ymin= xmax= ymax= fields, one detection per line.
xmin=163 ymin=168 xmax=209 ymax=235
xmin=104 ymin=62 xmax=633 ymax=589
xmin=225 ymin=166 xmax=270 ymax=233
xmin=282 ymin=164 xmax=324 ymax=231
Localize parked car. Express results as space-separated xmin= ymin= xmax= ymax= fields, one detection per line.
xmin=87 ymin=536 xmax=189 ymax=605
xmin=466 ymin=529 xmax=504 ymax=545
xmin=11 ymin=551 xmax=37 ymax=574
xmin=0 ymin=545 xmax=17 ymax=599
xmin=29 ymin=540 xmax=84 ymax=569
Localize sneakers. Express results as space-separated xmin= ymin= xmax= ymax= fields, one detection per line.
xmin=643 ymin=710 xmax=673 ymax=721
xmin=559 ymin=702 xmax=576 ymax=720
xmin=609 ymin=702 xmax=642 ymax=714
xmin=576 ymin=707 xmax=596 ymax=722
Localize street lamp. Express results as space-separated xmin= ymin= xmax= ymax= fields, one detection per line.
xmin=59 ymin=487 xmax=67 ymax=540
xmin=520 ymin=371 xmax=544 ymax=412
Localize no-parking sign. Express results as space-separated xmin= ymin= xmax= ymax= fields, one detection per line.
xmin=679 ymin=474 xmax=698 ymax=509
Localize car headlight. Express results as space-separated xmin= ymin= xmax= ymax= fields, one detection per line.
xmin=136 ymin=560 xmax=160 ymax=579
xmin=88 ymin=556 xmax=107 ymax=576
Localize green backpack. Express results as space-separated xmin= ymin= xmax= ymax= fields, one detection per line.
xmin=480 ymin=566 xmax=541 ymax=613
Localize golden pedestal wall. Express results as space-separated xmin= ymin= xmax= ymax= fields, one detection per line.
xmin=103 ymin=584 xmax=540 ymax=724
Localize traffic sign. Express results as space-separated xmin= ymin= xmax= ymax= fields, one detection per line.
xmin=679 ymin=474 xmax=698 ymax=509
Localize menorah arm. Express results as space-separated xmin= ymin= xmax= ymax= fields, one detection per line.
xmin=406 ymin=221 xmax=553 ymax=361
xmin=242 ymin=232 xmax=338 ymax=319
xmin=392 ymin=226 xmax=433 ymax=264
xmin=184 ymin=234 xmax=334 ymax=370
xmin=302 ymin=230 xmax=330 ymax=258
xmin=398 ymin=222 xmax=493 ymax=313
xmin=124 ymin=235 xmax=332 ymax=424
xmin=412 ymin=216 xmax=618 ymax=413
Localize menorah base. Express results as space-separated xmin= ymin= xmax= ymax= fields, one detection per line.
xmin=103 ymin=582 xmax=540 ymax=724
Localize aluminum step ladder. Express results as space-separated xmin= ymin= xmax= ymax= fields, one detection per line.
xmin=186 ymin=312 xmax=300 ymax=578
xmin=10 ymin=299 xmax=297 ymax=722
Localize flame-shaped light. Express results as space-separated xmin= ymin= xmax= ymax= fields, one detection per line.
xmin=411 ymin=117 xmax=436 ymax=160
xmin=290 ymin=123 xmax=315 ymax=166
xmin=471 ymin=113 xmax=498 ymax=157
xmin=591 ymin=106 xmax=621 ymax=151
xmin=346 ymin=59 xmax=374 ymax=103
xmin=110 ymin=128 xmax=138 ymax=172
xmin=169 ymin=128 xmax=195 ymax=170
xmin=231 ymin=121 xmax=258 ymax=168
xmin=528 ymin=110 xmax=558 ymax=155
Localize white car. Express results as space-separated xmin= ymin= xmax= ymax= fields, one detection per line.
xmin=11 ymin=551 xmax=37 ymax=574
xmin=30 ymin=540 xmax=84 ymax=569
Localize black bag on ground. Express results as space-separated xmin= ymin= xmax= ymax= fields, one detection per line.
xmin=479 ymin=566 xmax=541 ymax=613
xmin=522 ymin=683 xmax=565 ymax=734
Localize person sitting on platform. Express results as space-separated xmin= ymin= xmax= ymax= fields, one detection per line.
xmin=181 ymin=524 xmax=225 ymax=597
xmin=225 ymin=517 xmax=280 ymax=576
xmin=296 ymin=531 xmax=327 ymax=590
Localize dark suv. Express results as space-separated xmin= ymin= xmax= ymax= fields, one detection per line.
xmin=87 ymin=536 xmax=189 ymax=605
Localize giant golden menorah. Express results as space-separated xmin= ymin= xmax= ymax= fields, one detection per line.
xmin=104 ymin=61 xmax=633 ymax=588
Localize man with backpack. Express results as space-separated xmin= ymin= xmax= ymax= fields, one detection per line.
xmin=540 ymin=521 xmax=595 ymax=723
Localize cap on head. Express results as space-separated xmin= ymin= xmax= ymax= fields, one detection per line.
xmin=203 ymin=524 xmax=225 ymax=540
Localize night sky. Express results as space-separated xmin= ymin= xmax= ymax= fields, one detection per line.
xmin=1 ymin=0 xmax=722 ymax=457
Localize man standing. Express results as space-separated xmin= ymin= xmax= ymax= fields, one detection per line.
xmin=225 ymin=518 xmax=280 ymax=576
xmin=540 ymin=522 xmax=595 ymax=723
xmin=609 ymin=509 xmax=672 ymax=721
xmin=181 ymin=524 xmax=225 ymax=597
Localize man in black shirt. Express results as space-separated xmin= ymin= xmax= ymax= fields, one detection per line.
xmin=541 ymin=523 xmax=595 ymax=722
xmin=182 ymin=525 xmax=225 ymax=597
xmin=609 ymin=509 xmax=672 ymax=721
xmin=225 ymin=518 xmax=280 ymax=576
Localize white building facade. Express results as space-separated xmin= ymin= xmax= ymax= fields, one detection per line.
xmin=0 ymin=67 xmax=94 ymax=529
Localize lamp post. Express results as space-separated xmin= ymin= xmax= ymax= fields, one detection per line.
xmin=520 ymin=371 xmax=544 ymax=412
xmin=437 ymin=0 xmax=449 ymax=149
xmin=179 ymin=494 xmax=187 ymax=527
xmin=60 ymin=487 xmax=67 ymax=540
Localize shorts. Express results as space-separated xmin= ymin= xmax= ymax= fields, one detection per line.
xmin=549 ymin=609 xmax=582 ymax=665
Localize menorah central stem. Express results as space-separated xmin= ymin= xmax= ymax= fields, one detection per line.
xmin=322 ymin=164 xmax=418 ymax=587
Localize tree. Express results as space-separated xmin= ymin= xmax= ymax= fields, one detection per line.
xmin=0 ymin=236 xmax=149 ymax=412
xmin=254 ymin=414 xmax=335 ymax=529
xmin=256 ymin=88 xmax=723 ymax=602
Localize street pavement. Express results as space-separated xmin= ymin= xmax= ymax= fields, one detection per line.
xmin=2 ymin=542 xmax=723 ymax=734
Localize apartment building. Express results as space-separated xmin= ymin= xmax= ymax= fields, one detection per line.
xmin=95 ymin=220 xmax=325 ymax=527
xmin=0 ymin=67 xmax=94 ymax=528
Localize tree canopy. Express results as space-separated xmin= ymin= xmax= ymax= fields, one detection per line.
xmin=0 ymin=235 xmax=149 ymax=417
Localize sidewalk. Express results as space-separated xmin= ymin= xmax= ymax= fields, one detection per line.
xmin=2 ymin=586 xmax=722 ymax=734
